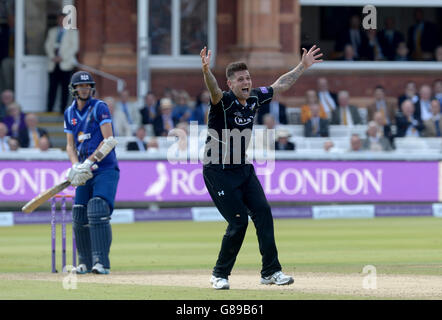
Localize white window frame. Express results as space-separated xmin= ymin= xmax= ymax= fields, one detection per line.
xmin=145 ymin=0 xmax=217 ymax=69
xmin=300 ymin=0 xmax=442 ymax=71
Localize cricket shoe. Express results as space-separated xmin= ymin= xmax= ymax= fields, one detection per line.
xmin=210 ymin=275 xmax=230 ymax=290
xmin=91 ymin=263 xmax=110 ymax=275
xmin=72 ymin=264 xmax=91 ymax=274
xmin=261 ymin=271 xmax=294 ymax=285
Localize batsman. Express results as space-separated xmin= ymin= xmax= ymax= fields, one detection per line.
xmin=64 ymin=71 xmax=119 ymax=274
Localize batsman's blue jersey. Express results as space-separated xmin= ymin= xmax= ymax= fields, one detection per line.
xmin=64 ymin=98 xmax=119 ymax=172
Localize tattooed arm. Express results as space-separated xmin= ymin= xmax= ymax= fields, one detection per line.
xmin=271 ymin=45 xmax=323 ymax=95
xmin=200 ymin=47 xmax=223 ymax=105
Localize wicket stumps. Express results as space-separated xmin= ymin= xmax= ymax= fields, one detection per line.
xmin=50 ymin=195 xmax=76 ymax=273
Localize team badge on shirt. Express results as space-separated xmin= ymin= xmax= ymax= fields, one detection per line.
xmin=71 ymin=118 xmax=77 ymax=126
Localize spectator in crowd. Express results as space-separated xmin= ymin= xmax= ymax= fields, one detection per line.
xmin=18 ymin=113 xmax=50 ymax=148
xmin=373 ymin=111 xmax=395 ymax=148
xmin=190 ymin=90 xmax=210 ymax=125
xmin=349 ymin=134 xmax=363 ymax=152
xmin=3 ymin=102 xmax=26 ymax=137
xmin=0 ymin=122 xmax=9 ymax=152
xmin=258 ymin=98 xmax=288 ymax=125
xmin=394 ymin=42 xmax=410 ymax=61
xmin=44 ymin=13 xmax=79 ymax=113
xmin=7 ymin=137 xmax=19 ymax=151
xmin=362 ymin=121 xmax=393 ymax=151
xmin=378 ymin=17 xmax=404 ymax=61
xmin=398 ymin=81 xmax=419 ymax=108
xmin=367 ymin=85 xmax=397 ymax=124
xmin=275 ymin=130 xmax=295 ymax=151
xmin=317 ymin=77 xmax=338 ymax=119
xmin=395 ymin=99 xmax=425 ymax=137
xmin=38 ymin=136 xmax=51 ymax=152
xmin=407 ymin=9 xmax=439 ymax=61
xmin=127 ymin=126 xmax=148 ymax=151
xmin=0 ymin=13 xmax=14 ymax=91
xmin=340 ymin=44 xmax=358 ymax=61
xmin=172 ymin=90 xmax=192 ymax=124
xmin=105 ymin=96 xmax=130 ymax=137
xmin=433 ymin=79 xmax=442 ymax=106
xmin=0 ymin=89 xmax=14 ymax=121
xmin=331 ymin=90 xmax=362 ymax=125
xmin=335 ymin=14 xmax=369 ymax=60
xmin=366 ymin=29 xmax=385 ymax=61
xmin=115 ymin=90 xmax=140 ymax=136
xmin=254 ymin=114 xmax=277 ymax=151
xmin=304 ymin=103 xmax=329 ymax=137
xmin=300 ymin=89 xmax=327 ymax=124
xmin=146 ymin=138 xmax=160 ymax=153
xmin=422 ymin=99 xmax=442 ymax=137
xmin=263 ymin=113 xmax=276 ymax=130
xmin=414 ymin=84 xmax=433 ymax=121
xmin=153 ymin=98 xmax=175 ymax=136
xmin=323 ymin=140 xmax=335 ymax=152
xmin=139 ymin=92 xmax=159 ymax=125
xmin=435 ymin=45 xmax=442 ymax=62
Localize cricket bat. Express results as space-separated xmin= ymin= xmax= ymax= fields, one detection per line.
xmin=21 ymin=180 xmax=71 ymax=214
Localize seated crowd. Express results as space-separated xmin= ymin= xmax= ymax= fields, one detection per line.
xmin=1 ymin=75 xmax=442 ymax=155
xmin=332 ymin=10 xmax=442 ymax=62
xmin=0 ymin=89 xmax=53 ymax=152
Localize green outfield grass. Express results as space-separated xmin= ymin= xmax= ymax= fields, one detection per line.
xmin=1 ymin=216 xmax=442 ymax=299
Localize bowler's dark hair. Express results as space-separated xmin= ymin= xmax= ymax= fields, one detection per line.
xmin=226 ymin=62 xmax=248 ymax=79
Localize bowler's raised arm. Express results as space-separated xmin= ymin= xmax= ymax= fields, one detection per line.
xmin=200 ymin=47 xmax=223 ymax=105
xmin=271 ymin=45 xmax=323 ymax=95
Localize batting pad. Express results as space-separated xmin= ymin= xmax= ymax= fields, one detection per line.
xmin=87 ymin=197 xmax=112 ymax=269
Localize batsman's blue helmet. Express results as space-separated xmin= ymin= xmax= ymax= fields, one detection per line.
xmin=69 ymin=71 xmax=96 ymax=98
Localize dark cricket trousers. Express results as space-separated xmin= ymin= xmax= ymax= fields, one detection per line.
xmin=203 ymin=164 xmax=282 ymax=279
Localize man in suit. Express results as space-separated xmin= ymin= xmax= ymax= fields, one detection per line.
xmin=349 ymin=134 xmax=363 ymax=152
xmin=377 ymin=17 xmax=404 ymax=61
xmin=317 ymin=77 xmax=338 ymax=120
xmin=304 ymin=104 xmax=329 ymax=137
xmin=45 ymin=13 xmax=79 ymax=113
xmin=395 ymin=99 xmax=425 ymax=137
xmin=335 ymin=15 xmax=370 ymax=60
xmin=275 ymin=130 xmax=295 ymax=151
xmin=407 ymin=9 xmax=439 ymax=61
xmin=373 ymin=111 xmax=395 ymax=149
xmin=331 ymin=91 xmax=362 ymax=125
xmin=257 ymin=99 xmax=288 ymax=125
xmin=433 ymin=79 xmax=442 ymax=106
xmin=414 ymin=84 xmax=433 ymax=122
xmin=366 ymin=29 xmax=385 ymax=61
xmin=139 ymin=92 xmax=159 ymax=125
xmin=0 ymin=89 xmax=14 ymax=122
xmin=0 ymin=122 xmax=9 ymax=152
xmin=398 ymin=81 xmax=419 ymax=110
xmin=18 ymin=113 xmax=50 ymax=148
xmin=435 ymin=45 xmax=442 ymax=61
xmin=367 ymin=86 xmax=397 ymax=125
xmin=422 ymin=99 xmax=442 ymax=137
xmin=362 ymin=121 xmax=393 ymax=151
xmin=153 ymin=98 xmax=175 ymax=136
xmin=115 ymin=90 xmax=141 ymax=136
xmin=127 ymin=126 xmax=148 ymax=151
